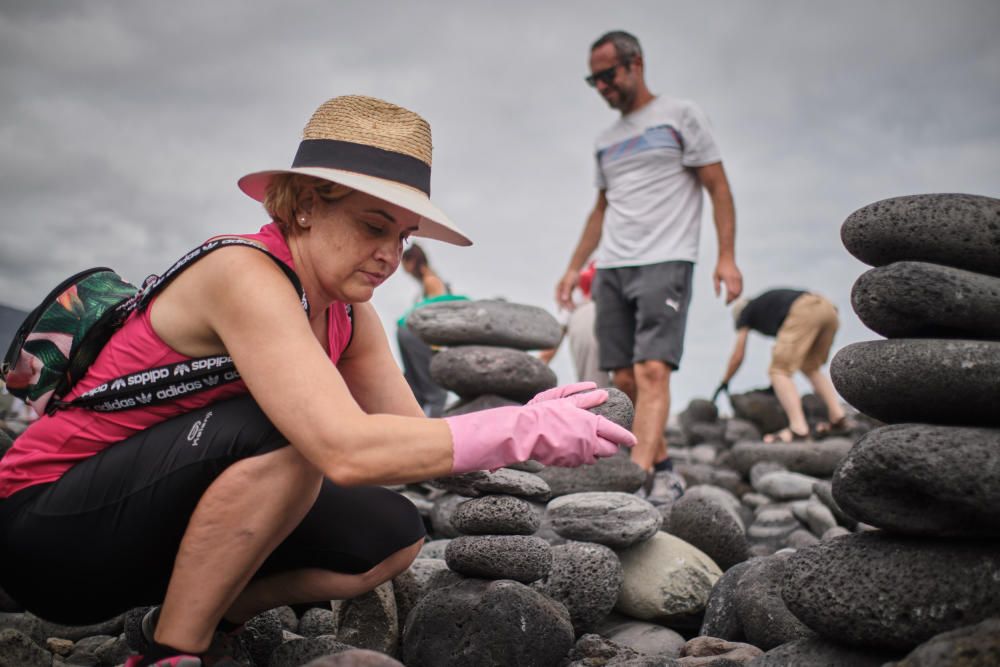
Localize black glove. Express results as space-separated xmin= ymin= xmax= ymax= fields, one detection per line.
xmin=711 ymin=382 xmax=729 ymax=403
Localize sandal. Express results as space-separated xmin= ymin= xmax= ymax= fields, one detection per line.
xmin=763 ymin=427 xmax=811 ymax=443
xmin=814 ymin=415 xmax=856 ymax=438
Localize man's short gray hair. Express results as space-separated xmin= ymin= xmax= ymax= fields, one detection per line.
xmin=591 ymin=31 xmax=643 ymax=62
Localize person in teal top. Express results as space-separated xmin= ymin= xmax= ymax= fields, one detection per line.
xmin=397 ymin=243 xmax=467 ymax=416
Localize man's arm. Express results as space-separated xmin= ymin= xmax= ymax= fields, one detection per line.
xmin=722 ymin=327 xmax=750 ymax=384
xmin=556 ymin=190 xmax=607 ymax=311
xmin=696 ymin=162 xmax=743 ymax=304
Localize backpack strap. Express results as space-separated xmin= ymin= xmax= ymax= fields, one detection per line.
xmin=51 ymin=238 xmax=309 ymax=413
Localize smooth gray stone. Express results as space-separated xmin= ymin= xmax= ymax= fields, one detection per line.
xmin=749 ymin=461 xmax=788 ymax=489
xmin=668 ymin=485 xmax=750 ymax=571
xmin=812 ymin=480 xmax=858 ymax=530
xmin=841 ymin=193 xmax=1000 ymax=276
xmin=786 ymin=528 xmax=820 ymax=549
xmin=747 ymin=506 xmax=802 ymax=554
xmin=431 ymin=468 xmax=551 ymax=501
xmin=754 ymin=471 xmax=822 ymax=501
xmin=536 ymin=453 xmax=646 ymax=497
xmin=547 ymin=492 xmax=662 ymax=549
xmin=832 ymin=423 xmax=1000 ymax=536
xmin=681 ymin=637 xmax=764 ymax=664
xmin=748 ymin=636 xmax=900 ymax=667
xmin=594 ymin=614 xmax=686 ymax=659
xmin=700 ymin=559 xmax=753 ymax=641
xmin=442 ymin=393 xmax=519 ymax=417
xmin=729 ymin=389 xmax=788 ymax=435
xmin=430 ymin=345 xmax=557 ymax=402
xmin=831 ymin=339 xmax=1000 ymax=426
xmin=674 ymin=463 xmax=748 ymax=498
xmin=822 ymin=526 xmax=851 ymax=540
xmin=735 ymin=553 xmax=816 ymax=650
xmin=402 ymin=578 xmax=574 ymax=667
xmin=782 ymin=532 xmax=1000 ymax=651
xmin=417 ymin=538 xmax=451 ymax=559
xmin=888 ymin=617 xmax=1000 ymax=667
xmin=729 ymin=439 xmax=853 ymax=477
xmin=445 ymin=535 xmax=552 ymax=583
xmin=852 ymin=261 xmax=1000 ymax=339
xmin=803 ymin=502 xmax=838 ymax=537
xmin=724 ymin=418 xmax=762 ymax=445
xmin=393 ymin=558 xmax=450 ymax=631
xmin=406 ymin=299 xmax=562 ymax=350
xmin=0 ymin=629 xmax=50 ymax=667
xmin=428 ymin=494 xmax=463 ymax=538
xmin=564 ymin=634 xmax=677 ymax=667
xmin=679 ymin=399 xmax=719 ymax=444
xmin=686 ymin=422 xmax=726 ymax=445
xmin=531 ymin=541 xmax=623 ymax=634
xmin=451 ymin=495 xmax=541 ymax=535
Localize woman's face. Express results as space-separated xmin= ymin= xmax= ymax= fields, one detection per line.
xmin=303 ymin=190 xmax=420 ymax=304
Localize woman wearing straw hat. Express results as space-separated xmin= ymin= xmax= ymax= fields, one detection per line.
xmin=0 ymin=96 xmax=635 ymax=667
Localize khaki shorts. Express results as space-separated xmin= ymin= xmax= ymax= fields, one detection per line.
xmin=770 ymin=294 xmax=839 ymax=375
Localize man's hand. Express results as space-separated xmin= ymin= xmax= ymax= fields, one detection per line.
xmin=556 ymin=269 xmax=580 ymax=311
xmin=713 ymin=257 xmax=743 ymax=305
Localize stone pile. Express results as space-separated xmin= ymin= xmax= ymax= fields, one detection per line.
xmin=771 ymin=193 xmax=1000 ymax=662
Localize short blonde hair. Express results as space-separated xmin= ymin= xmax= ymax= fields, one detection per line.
xmin=263 ymin=174 xmax=353 ymax=233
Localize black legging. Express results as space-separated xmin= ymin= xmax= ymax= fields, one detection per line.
xmin=0 ymin=395 xmax=425 ymax=625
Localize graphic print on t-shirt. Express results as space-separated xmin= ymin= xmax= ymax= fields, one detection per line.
xmin=596 ymin=124 xmax=684 ymax=167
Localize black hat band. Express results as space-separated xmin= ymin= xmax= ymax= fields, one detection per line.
xmin=291 ymin=139 xmax=431 ymax=195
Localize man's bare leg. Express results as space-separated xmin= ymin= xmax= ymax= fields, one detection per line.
xmin=630 ymin=360 xmax=672 ymax=471
xmin=612 ymin=367 xmax=636 ymax=403
xmin=804 ymin=368 xmax=846 ymax=425
xmin=154 ymin=445 xmax=323 ymax=653
xmin=769 ymin=371 xmax=809 ymax=437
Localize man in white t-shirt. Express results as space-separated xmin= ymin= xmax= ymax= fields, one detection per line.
xmin=556 ymin=31 xmax=743 ymax=488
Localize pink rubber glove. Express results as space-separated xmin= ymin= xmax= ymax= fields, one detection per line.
xmin=446 ymin=390 xmax=636 ymax=473
xmin=526 ymin=381 xmax=597 ymax=405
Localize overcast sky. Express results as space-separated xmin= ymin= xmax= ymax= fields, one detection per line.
xmin=2 ymin=1 xmax=998 ymax=414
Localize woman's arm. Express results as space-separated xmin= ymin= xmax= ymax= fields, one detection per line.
xmin=337 ymin=301 xmax=425 ymax=418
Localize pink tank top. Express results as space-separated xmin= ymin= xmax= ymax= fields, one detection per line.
xmin=0 ymin=223 xmax=353 ymax=498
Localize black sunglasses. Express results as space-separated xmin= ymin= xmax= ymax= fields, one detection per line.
xmin=585 ymin=59 xmax=631 ymax=87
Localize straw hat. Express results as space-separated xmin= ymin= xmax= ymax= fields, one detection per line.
xmin=239 ymin=95 xmax=471 ymax=246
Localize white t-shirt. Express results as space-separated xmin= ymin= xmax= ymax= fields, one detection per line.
xmin=594 ymin=95 xmax=722 ymax=268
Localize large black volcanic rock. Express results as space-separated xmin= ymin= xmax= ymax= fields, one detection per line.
xmin=832 ymin=423 xmax=1000 ymax=537
xmin=782 ymin=532 xmax=1000 ymax=651
xmin=831 ymin=339 xmax=1000 ymax=426
xmin=851 ymin=261 xmax=1000 ymax=339
xmin=841 ymin=193 xmax=1000 ymax=276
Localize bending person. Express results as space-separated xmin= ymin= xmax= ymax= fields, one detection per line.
xmin=719 ymin=288 xmax=846 ymax=442
xmin=0 ymin=96 xmax=634 ymax=667
xmin=396 ymin=242 xmax=466 ymax=417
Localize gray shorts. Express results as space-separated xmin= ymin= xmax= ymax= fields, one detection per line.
xmin=593 ymin=261 xmax=694 ymax=371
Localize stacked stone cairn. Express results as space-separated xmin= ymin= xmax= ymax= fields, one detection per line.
xmin=746 ymin=193 xmax=1000 ymax=666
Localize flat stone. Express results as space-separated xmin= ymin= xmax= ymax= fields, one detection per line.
xmin=406 ymin=299 xmax=562 ymax=350
xmin=667 ymin=485 xmax=750 ymax=571
xmin=616 ymin=532 xmax=722 ymax=624
xmin=782 ymin=532 xmax=1000 ymax=651
xmin=445 ymin=535 xmax=552 ymax=583
xmin=451 ymin=494 xmax=541 ymax=535
xmin=729 ymin=439 xmax=853 ymax=477
xmin=735 ymin=553 xmax=816 ymax=650
xmin=840 ymin=193 xmax=1000 ymax=276
xmin=786 ymin=529 xmax=820 ymax=549
xmin=675 ymin=463 xmax=748 ymax=498
xmin=431 ymin=468 xmax=551 ymax=501
xmin=531 ymin=541 xmax=623 ymax=633
xmin=547 ymin=492 xmax=662 ymax=549
xmin=890 ymin=617 xmax=1000 ymax=667
xmin=832 ymin=423 xmax=1000 ymax=536
xmin=852 ymin=261 xmax=1000 ymax=339
xmin=831 ymin=339 xmax=1000 ymax=426
xmin=402 ymin=578 xmax=574 ymax=667
xmin=803 ymin=502 xmax=838 ymax=537
xmin=812 ymin=480 xmax=857 ymax=530
xmin=681 ymin=636 xmax=763 ymax=664
xmin=754 ymin=471 xmax=822 ymax=501
xmin=430 ymin=345 xmax=557 ymax=401
xmin=536 ymin=453 xmax=646 ymax=497
xmin=747 ymin=506 xmax=803 ymax=554
xmin=748 ymin=636 xmax=900 ymax=667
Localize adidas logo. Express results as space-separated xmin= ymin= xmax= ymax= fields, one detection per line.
xmin=173 ymin=363 xmax=192 ymax=376
xmin=135 ymin=392 xmax=153 ymax=404
xmin=110 ymin=378 xmax=128 ymax=391
xmin=203 ymin=375 xmax=220 ymax=387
